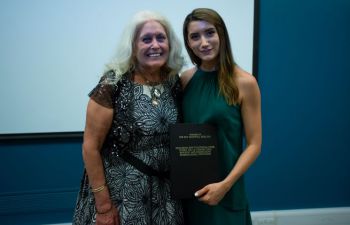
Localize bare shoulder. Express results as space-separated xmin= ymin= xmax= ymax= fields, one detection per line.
xmin=235 ymin=66 xmax=259 ymax=91
xmin=180 ymin=67 xmax=197 ymax=89
xmin=235 ymin=66 xmax=260 ymax=103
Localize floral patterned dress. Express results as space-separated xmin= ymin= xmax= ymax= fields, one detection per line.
xmin=72 ymin=71 xmax=184 ymax=225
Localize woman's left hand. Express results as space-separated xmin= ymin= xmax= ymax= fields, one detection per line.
xmin=194 ymin=181 xmax=230 ymax=206
xmin=96 ymin=205 xmax=120 ymax=225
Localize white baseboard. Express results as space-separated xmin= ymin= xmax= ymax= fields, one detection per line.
xmin=44 ymin=207 xmax=350 ymax=225
xmin=252 ymin=207 xmax=350 ymax=225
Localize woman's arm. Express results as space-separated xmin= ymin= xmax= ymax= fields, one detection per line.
xmin=221 ymin=68 xmax=262 ymax=189
xmin=83 ymin=99 xmax=119 ymax=223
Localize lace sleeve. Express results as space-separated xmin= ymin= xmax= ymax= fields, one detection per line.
xmin=88 ymin=71 xmax=117 ymax=109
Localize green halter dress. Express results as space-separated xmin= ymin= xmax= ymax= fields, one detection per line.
xmin=182 ymin=68 xmax=252 ymax=225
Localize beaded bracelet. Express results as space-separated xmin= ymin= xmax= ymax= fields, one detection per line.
xmin=91 ymin=184 xmax=106 ymax=193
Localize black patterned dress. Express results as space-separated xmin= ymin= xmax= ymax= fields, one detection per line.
xmin=72 ymin=71 xmax=184 ymax=225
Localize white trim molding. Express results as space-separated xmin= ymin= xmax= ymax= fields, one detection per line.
xmin=42 ymin=207 xmax=350 ymax=225
xmin=252 ymin=207 xmax=350 ymax=225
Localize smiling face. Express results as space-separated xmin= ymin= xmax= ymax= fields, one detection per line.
xmin=186 ymin=20 xmax=220 ymax=70
xmin=134 ymin=20 xmax=169 ymax=73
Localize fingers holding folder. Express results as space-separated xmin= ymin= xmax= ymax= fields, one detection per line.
xmin=194 ymin=181 xmax=230 ymax=206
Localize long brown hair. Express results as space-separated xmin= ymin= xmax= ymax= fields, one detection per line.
xmin=183 ymin=8 xmax=239 ymax=105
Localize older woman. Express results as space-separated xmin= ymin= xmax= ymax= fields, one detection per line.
xmin=73 ymin=10 xmax=184 ymax=225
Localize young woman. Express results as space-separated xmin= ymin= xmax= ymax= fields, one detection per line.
xmin=181 ymin=8 xmax=262 ymax=225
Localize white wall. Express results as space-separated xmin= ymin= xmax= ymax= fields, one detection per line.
xmin=0 ymin=0 xmax=254 ymax=134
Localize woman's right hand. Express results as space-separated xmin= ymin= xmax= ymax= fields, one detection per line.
xmin=194 ymin=181 xmax=231 ymax=206
xmin=96 ymin=204 xmax=120 ymax=225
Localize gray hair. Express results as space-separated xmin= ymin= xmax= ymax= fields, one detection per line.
xmin=105 ymin=10 xmax=184 ymax=82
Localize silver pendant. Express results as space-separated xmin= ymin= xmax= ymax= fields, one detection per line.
xmin=152 ymin=87 xmax=161 ymax=98
xmin=152 ymin=98 xmax=159 ymax=106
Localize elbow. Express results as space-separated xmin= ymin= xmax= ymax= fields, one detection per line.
xmin=82 ymin=140 xmax=102 ymax=162
xmin=256 ymin=145 xmax=262 ymax=157
xmin=250 ymin=142 xmax=262 ymax=158
xmin=82 ymin=142 xmax=90 ymax=163
xmin=255 ymin=139 xmax=262 ymax=154
xmin=254 ymin=136 xmax=262 ymax=156
xmin=82 ymin=142 xmax=89 ymax=161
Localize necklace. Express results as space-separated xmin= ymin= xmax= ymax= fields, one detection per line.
xmin=149 ymin=85 xmax=162 ymax=106
xmin=139 ymin=74 xmax=162 ymax=106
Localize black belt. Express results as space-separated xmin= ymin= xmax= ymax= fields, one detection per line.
xmin=119 ymin=150 xmax=170 ymax=180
